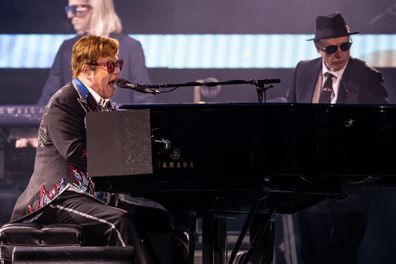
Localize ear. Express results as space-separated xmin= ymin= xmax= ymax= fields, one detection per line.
xmin=81 ymin=64 xmax=94 ymax=81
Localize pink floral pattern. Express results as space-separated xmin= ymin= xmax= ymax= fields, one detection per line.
xmin=27 ymin=165 xmax=95 ymax=214
xmin=28 ymin=179 xmax=66 ymax=214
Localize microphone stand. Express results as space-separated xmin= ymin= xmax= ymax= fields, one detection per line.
xmin=139 ymin=79 xmax=280 ymax=103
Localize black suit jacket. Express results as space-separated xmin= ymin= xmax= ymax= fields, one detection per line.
xmin=38 ymin=33 xmax=154 ymax=106
xmin=286 ymin=57 xmax=388 ymax=104
xmin=11 ymin=83 xmax=100 ymax=222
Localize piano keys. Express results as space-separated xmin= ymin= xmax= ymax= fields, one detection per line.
xmin=0 ymin=105 xmax=42 ymax=182
xmin=0 ymin=105 xmax=43 ymax=139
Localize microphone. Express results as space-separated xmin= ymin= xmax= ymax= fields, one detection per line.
xmin=116 ymin=78 xmax=159 ymax=95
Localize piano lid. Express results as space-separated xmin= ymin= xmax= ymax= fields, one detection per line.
xmin=89 ymin=103 xmax=396 ymax=183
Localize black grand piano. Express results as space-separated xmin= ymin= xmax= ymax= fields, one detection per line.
xmin=87 ymin=103 xmax=396 ymax=264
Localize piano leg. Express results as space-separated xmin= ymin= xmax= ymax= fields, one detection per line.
xmin=202 ymin=214 xmax=213 ymax=264
xmin=201 ymin=213 xmax=228 ymax=264
xmin=188 ymin=211 xmax=197 ymax=264
xmin=214 ymin=217 xmax=227 ymax=263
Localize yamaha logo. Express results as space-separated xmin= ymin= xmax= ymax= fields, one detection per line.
xmin=157 ymin=148 xmax=195 ymax=169
xmin=170 ymin=148 xmax=181 ymax=160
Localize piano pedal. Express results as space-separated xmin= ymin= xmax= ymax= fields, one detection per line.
xmin=233 ymin=251 xmax=251 ymax=264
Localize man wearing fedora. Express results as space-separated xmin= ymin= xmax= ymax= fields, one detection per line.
xmin=286 ymin=13 xmax=387 ymax=264
xmin=287 ymin=12 xmax=387 ymax=104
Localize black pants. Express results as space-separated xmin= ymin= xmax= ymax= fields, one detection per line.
xmin=298 ymin=188 xmax=378 ymax=264
xmin=36 ymin=191 xmax=175 ymax=264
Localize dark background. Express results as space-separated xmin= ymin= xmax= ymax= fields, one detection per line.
xmin=1 ymin=0 xmax=395 ymax=34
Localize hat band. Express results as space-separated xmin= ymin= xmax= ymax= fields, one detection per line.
xmin=314 ymin=26 xmax=352 ymax=40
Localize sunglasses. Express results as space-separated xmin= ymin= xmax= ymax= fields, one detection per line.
xmin=317 ymin=41 xmax=352 ymax=54
xmin=89 ymin=59 xmax=124 ymax=74
xmin=64 ymin=5 xmax=92 ymax=16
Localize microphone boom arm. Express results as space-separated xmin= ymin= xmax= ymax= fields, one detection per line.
xmin=117 ymin=78 xmax=281 ymax=103
xmin=142 ymin=79 xmax=280 ymax=89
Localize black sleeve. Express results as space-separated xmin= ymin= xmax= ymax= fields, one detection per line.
xmin=367 ymin=70 xmax=388 ymax=104
xmin=285 ymin=62 xmax=301 ymax=103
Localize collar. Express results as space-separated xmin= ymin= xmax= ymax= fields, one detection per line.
xmin=85 ymin=86 xmax=110 ymax=107
xmin=73 ymin=78 xmax=109 ymax=107
xmin=321 ymin=59 xmax=348 ymax=80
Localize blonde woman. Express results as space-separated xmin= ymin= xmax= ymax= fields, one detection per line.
xmin=39 ymin=0 xmax=152 ymax=106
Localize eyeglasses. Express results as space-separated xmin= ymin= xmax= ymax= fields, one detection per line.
xmin=64 ymin=5 xmax=92 ymax=16
xmin=89 ymin=59 xmax=124 ymax=74
xmin=317 ymin=41 xmax=352 ymax=54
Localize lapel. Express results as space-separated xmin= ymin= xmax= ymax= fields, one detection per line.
xmin=336 ymin=58 xmax=359 ymax=104
xmin=86 ymin=93 xmax=101 ymax=112
xmin=300 ymin=59 xmax=322 ymax=103
xmin=72 ymin=78 xmax=116 ymax=112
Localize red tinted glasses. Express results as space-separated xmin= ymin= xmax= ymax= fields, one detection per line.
xmin=89 ymin=59 xmax=124 ymax=74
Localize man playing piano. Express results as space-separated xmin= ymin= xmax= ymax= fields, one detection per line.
xmin=286 ymin=12 xmax=387 ymax=264
xmin=10 ymin=34 xmax=184 ymax=264
xmin=286 ymin=12 xmax=387 ymax=104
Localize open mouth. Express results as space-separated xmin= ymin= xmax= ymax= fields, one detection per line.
xmin=108 ymin=80 xmax=116 ymax=86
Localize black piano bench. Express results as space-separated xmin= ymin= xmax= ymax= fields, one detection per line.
xmin=0 ymin=223 xmax=134 ymax=264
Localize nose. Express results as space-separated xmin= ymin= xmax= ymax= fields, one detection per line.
xmin=334 ymin=46 xmax=343 ymax=58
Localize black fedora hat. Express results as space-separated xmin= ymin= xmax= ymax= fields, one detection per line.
xmin=307 ymin=12 xmax=359 ymax=41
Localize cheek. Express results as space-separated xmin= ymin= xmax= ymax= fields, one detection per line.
xmin=323 ymin=55 xmax=332 ymax=64
xmin=320 ymin=51 xmax=330 ymax=61
xmin=342 ymin=51 xmax=350 ymax=59
xmin=76 ymin=17 xmax=90 ymax=29
xmin=84 ymin=14 xmax=92 ymax=26
xmin=100 ymin=77 xmax=109 ymax=87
